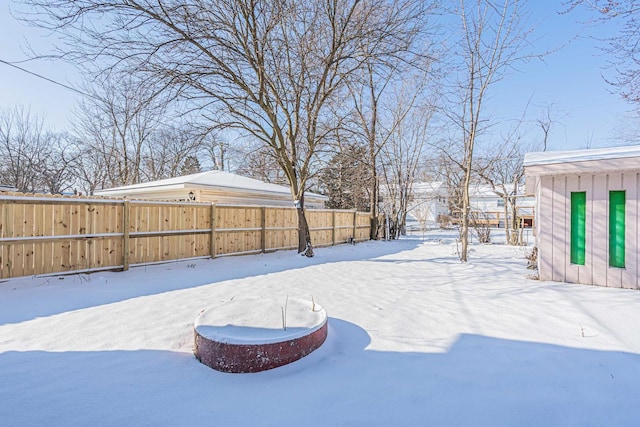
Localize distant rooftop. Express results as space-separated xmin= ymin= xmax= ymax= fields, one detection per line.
xmin=97 ymin=170 xmax=290 ymax=194
xmin=94 ymin=170 xmax=328 ymax=201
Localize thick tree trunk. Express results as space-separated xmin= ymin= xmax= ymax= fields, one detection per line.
xmin=296 ymin=196 xmax=314 ymax=257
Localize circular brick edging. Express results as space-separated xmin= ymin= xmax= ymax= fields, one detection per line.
xmin=194 ymin=297 xmax=328 ymax=373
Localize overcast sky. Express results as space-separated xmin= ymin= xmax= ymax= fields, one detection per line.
xmin=0 ymin=2 xmax=634 ymax=151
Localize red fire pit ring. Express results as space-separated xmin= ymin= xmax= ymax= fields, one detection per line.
xmin=194 ymin=296 xmax=327 ymax=373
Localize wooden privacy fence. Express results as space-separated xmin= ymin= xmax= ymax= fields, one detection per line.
xmin=0 ymin=193 xmax=371 ymax=279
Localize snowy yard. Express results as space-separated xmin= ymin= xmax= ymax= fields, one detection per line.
xmin=1 ymin=230 xmax=640 ymax=426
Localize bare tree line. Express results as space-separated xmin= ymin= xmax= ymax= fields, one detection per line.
xmin=0 ymin=106 xmax=81 ymax=194
xmin=16 ymin=0 xmax=434 ymax=255
xmin=0 ymin=97 xmax=218 ymax=196
xmin=6 ymin=0 xmax=615 ymax=260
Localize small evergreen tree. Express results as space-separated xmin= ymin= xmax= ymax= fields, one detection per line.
xmin=320 ymin=144 xmax=371 ymax=211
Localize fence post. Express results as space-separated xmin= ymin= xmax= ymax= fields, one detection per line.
xmin=261 ymin=206 xmax=267 ymax=253
xmin=123 ymin=200 xmax=130 ymax=271
xmin=353 ymin=210 xmax=357 ymax=242
xmin=332 ymin=210 xmax=336 ymax=246
xmin=210 ymin=204 xmax=217 ymax=258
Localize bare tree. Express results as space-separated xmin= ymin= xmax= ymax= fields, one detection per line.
xmin=23 ymin=0 xmax=427 ymax=255
xmin=432 ymin=150 xmax=465 ymax=227
xmin=474 ymin=100 xmax=560 ymax=246
xmin=379 ymin=84 xmax=435 ymax=239
xmin=67 ymin=136 xmax=110 ymax=195
xmin=143 ymin=124 xmax=207 ymax=181
xmin=0 ymin=106 xmax=77 ymax=193
xmin=534 ymin=102 xmax=566 ymax=152
xmin=475 ymin=130 xmax=527 ymax=245
xmin=70 ymin=72 xmax=208 ymax=191
xmin=39 ymin=132 xmax=81 ymax=194
xmin=205 ymin=135 xmax=229 ymax=172
xmin=72 ymin=73 xmax=170 ymax=188
xmin=443 ymin=0 xmax=538 ymax=261
xmin=346 ymin=62 xmax=388 ymax=239
xmin=235 ymin=144 xmax=290 ymax=186
xmin=536 ymin=104 xmax=552 ymax=152
xmin=564 ymin=1 xmax=640 ymax=103
xmin=0 ymin=106 xmax=44 ymax=191
xmin=344 ymin=22 xmax=435 ymax=239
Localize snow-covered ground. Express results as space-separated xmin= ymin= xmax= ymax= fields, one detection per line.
xmin=1 ymin=230 xmax=640 ymax=426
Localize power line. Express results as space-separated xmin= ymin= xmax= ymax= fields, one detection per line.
xmin=0 ymin=57 xmax=93 ymax=99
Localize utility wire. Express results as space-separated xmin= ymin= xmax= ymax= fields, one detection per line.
xmin=0 ymin=57 xmax=96 ymax=100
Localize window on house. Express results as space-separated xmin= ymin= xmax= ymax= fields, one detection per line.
xmin=609 ymin=190 xmax=625 ymax=268
xmin=570 ymin=192 xmax=586 ymax=265
xmin=497 ymin=199 xmax=505 ymax=207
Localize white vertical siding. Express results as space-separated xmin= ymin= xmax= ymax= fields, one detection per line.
xmin=607 ymin=174 xmax=624 ymax=288
xmin=538 ymin=176 xmax=554 ymax=281
xmin=565 ymin=175 xmax=580 ymax=284
xmin=622 ymin=172 xmax=638 ymax=289
xmin=551 ymin=176 xmax=567 ymax=282
xmin=592 ymin=174 xmax=609 ymax=287
xmin=581 ymin=175 xmax=594 ymax=286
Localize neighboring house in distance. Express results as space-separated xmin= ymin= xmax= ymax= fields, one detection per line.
xmin=466 ymin=183 xmax=535 ymax=228
xmin=405 ymin=181 xmax=533 ymax=229
xmin=405 ymin=181 xmax=450 ymax=228
xmin=94 ymin=170 xmax=328 ymax=208
xmin=524 ymin=145 xmax=640 ymax=289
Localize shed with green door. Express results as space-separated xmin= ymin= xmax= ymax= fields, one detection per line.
xmin=524 ymin=146 xmax=640 ymax=289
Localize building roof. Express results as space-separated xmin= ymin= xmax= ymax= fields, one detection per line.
xmin=94 ymin=170 xmax=328 ymax=201
xmin=524 ymin=145 xmax=640 ymax=167
xmin=524 ymin=145 xmax=640 ymax=177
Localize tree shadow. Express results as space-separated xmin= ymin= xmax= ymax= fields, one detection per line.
xmin=2 ymin=318 xmax=639 ymax=426
xmin=0 ymin=239 xmax=423 ymax=325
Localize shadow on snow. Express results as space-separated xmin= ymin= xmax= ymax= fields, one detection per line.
xmin=1 ymin=318 xmax=639 ymax=426
xmin=0 ymin=239 xmax=423 ymax=325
